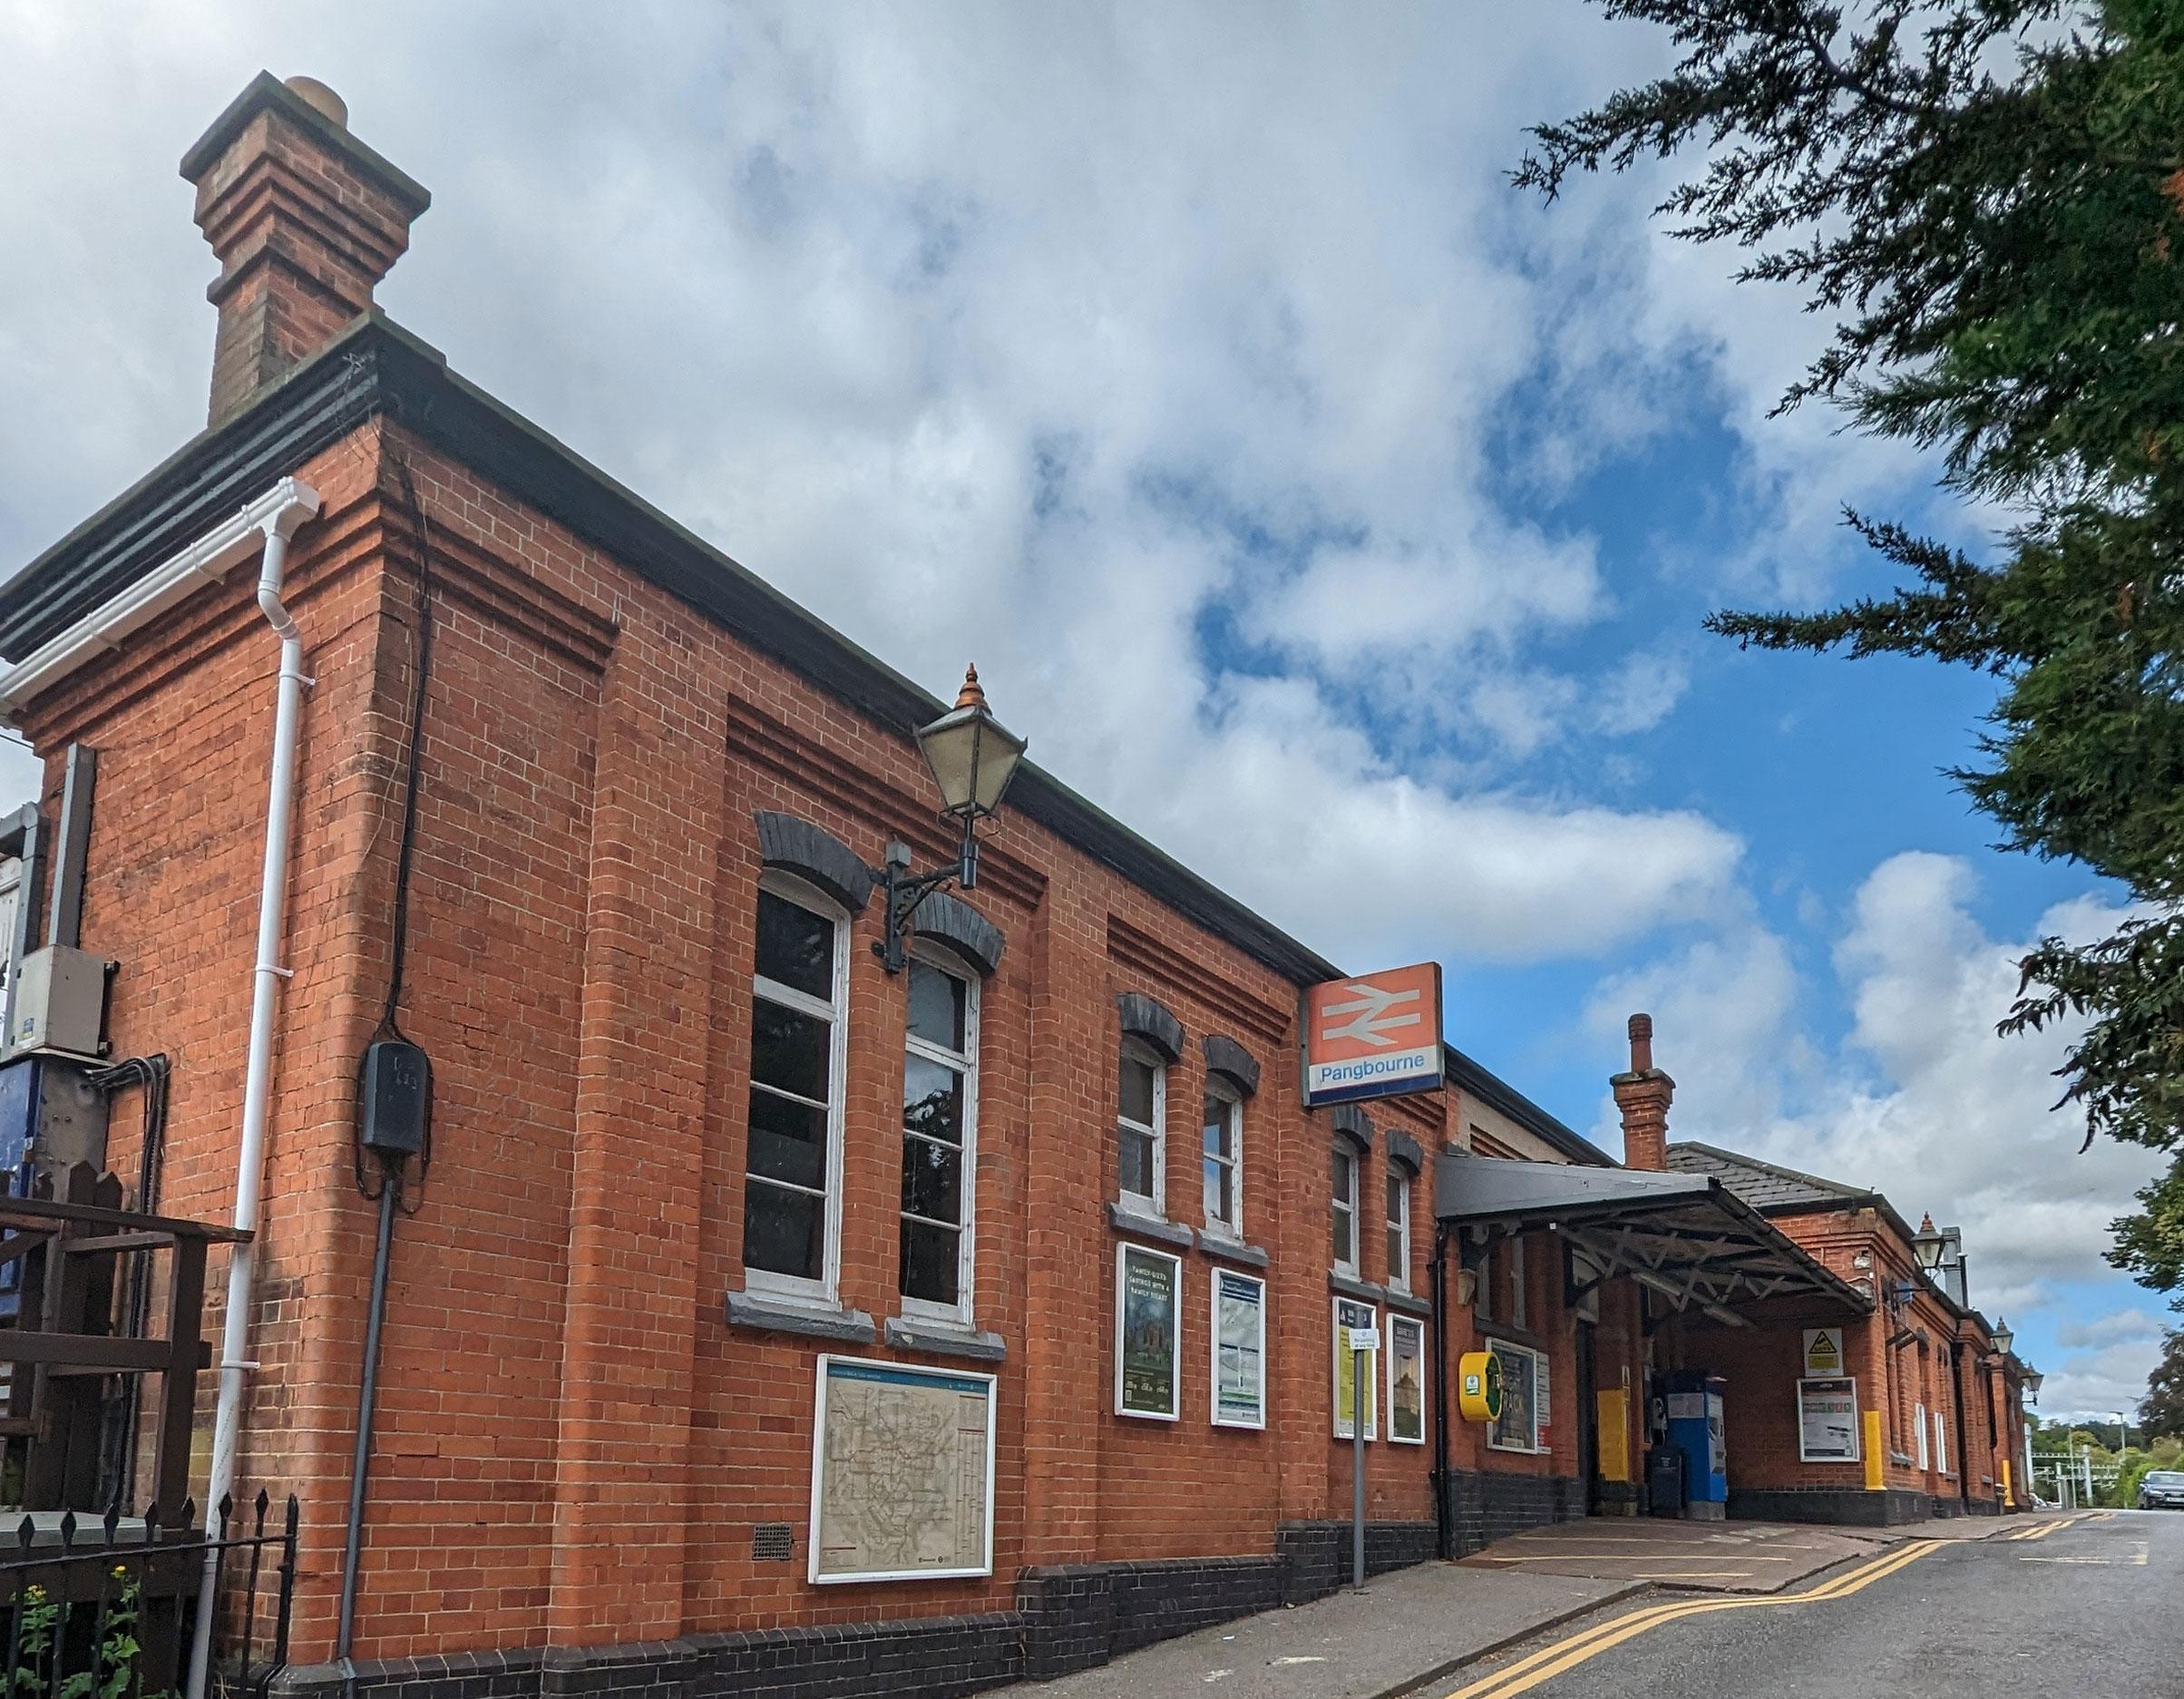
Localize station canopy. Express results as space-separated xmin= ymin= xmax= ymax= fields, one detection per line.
xmin=1434 ymin=1154 xmax=1870 ymax=1326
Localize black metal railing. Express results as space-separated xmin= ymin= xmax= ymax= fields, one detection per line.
xmin=0 ymin=1490 xmax=297 ymax=1699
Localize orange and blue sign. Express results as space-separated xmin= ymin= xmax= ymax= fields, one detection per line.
xmin=1302 ymin=962 xmax=1445 ymax=1107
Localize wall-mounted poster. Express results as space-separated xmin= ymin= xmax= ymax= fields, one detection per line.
xmin=1212 ymin=1269 xmax=1267 ymax=1430
xmin=1116 ymin=1242 xmax=1182 ymax=1421
xmin=809 ymin=1356 xmax=995 ymax=1584
xmin=1332 ymin=1296 xmax=1378 ymax=1440
xmin=1797 ymin=1376 xmax=1860 ymax=1463
xmin=1387 ymin=1314 xmax=1426 ymax=1444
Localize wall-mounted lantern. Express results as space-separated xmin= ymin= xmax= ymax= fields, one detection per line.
xmin=875 ymin=664 xmax=1029 ymax=973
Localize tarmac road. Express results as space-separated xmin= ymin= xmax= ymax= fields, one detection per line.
xmin=1419 ymin=1509 xmax=2184 ymax=1699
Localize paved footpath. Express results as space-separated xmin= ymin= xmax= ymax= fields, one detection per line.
xmin=987 ymin=1564 xmax=1643 ymax=1699
xmin=987 ymin=1512 xmax=2063 ymax=1699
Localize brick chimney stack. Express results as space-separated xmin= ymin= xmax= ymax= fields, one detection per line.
xmin=181 ymin=73 xmax=431 ymax=425
xmin=1610 ymin=1011 xmax=1674 ymax=1171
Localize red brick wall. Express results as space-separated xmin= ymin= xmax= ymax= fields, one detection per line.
xmin=25 ymin=416 xmax=1555 ymax=1663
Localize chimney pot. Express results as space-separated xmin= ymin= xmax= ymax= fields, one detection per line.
xmin=281 ymin=75 xmax=348 ymax=128
xmin=1611 ymin=1011 xmax=1672 ymax=1171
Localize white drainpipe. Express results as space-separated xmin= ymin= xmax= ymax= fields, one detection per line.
xmin=186 ymin=488 xmax=322 ymax=1699
xmin=0 ymin=482 xmax=324 ymax=1699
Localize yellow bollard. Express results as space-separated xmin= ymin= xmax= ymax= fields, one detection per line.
xmin=1862 ymin=1411 xmax=1885 ymax=1491
xmin=2002 ymin=1460 xmax=2013 ymax=1509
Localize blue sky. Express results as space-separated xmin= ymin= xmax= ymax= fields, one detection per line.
xmin=0 ymin=2 xmax=2169 ymax=1416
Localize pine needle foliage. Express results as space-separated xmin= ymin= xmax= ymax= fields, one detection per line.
xmin=1518 ymin=2 xmax=2184 ymax=1301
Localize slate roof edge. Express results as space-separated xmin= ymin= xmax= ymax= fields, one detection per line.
xmin=1446 ymin=1045 xmax=1615 ymax=1168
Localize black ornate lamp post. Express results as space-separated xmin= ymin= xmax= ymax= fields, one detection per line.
xmin=874 ymin=664 xmax=1028 ymax=973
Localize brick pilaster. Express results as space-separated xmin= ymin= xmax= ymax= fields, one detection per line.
xmin=546 ymin=631 xmax=725 ymax=1644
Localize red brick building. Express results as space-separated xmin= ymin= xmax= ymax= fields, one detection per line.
xmin=0 ymin=74 xmax=2032 ymax=1699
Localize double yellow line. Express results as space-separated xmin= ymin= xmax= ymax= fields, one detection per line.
xmin=1438 ymin=1541 xmax=1939 ymax=1699
xmin=2004 ymin=1514 xmax=2084 ymax=1542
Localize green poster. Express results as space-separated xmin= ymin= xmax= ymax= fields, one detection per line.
xmin=1116 ymin=1244 xmax=1181 ymax=1419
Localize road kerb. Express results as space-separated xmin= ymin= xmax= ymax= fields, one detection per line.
xmin=1360 ymin=1582 xmax=1653 ymax=1699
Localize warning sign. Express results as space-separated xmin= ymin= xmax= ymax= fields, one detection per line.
xmin=1801 ymin=1328 xmax=1843 ymax=1376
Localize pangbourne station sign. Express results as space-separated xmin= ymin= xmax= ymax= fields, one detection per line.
xmin=1302 ymin=962 xmax=1445 ymax=1107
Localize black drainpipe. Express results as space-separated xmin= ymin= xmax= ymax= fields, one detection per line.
xmin=1430 ymin=1221 xmax=1451 ymax=1559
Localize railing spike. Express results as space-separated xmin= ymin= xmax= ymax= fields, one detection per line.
xmin=102 ymin=1503 xmax=121 ymax=1545
xmin=56 ymin=1510 xmax=75 ymax=1550
xmin=15 ymin=1515 xmax=32 ymax=1552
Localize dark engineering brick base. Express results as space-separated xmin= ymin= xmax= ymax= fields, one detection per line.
xmin=1725 ymin=1487 xmax=1955 ymax=1527
xmin=273 ymin=1523 xmax=1440 ymax=1699
xmin=1442 ymin=1468 xmax=1584 ymax=1556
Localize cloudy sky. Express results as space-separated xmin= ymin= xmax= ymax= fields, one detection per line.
xmin=0 ymin=3 xmax=2169 ymax=1418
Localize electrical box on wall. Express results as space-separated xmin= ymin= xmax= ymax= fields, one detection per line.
xmin=359 ymin=1038 xmax=430 ymax=1157
xmin=8 ymin=945 xmax=113 ymax=1059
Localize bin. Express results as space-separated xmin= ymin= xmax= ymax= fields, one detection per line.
xmin=1646 ymin=1445 xmax=1685 ymax=1518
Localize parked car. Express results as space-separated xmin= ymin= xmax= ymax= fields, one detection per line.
xmin=2138 ymin=1470 xmax=2184 ymax=1509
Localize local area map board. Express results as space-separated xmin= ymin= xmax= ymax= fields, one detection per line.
xmin=809 ymin=1357 xmax=996 ymax=1583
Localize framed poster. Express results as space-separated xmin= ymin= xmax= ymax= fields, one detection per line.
xmin=1211 ymin=1268 xmax=1267 ymax=1430
xmin=1487 ymin=1337 xmax=1539 ymax=1452
xmin=808 ymin=1356 xmax=996 ymax=1584
xmin=1796 ymin=1376 xmax=1860 ymax=1463
xmin=1116 ymin=1242 xmax=1182 ymax=1420
xmin=1387 ymin=1314 xmax=1427 ymax=1445
xmin=1331 ymin=1296 xmax=1378 ymax=1440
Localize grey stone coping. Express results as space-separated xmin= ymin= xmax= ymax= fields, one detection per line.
xmin=883 ymin=1315 xmax=1008 ymax=1362
xmin=1202 ymin=1033 xmax=1262 ymax=1097
xmin=754 ymin=810 xmax=874 ymax=913
xmin=724 ymin=1289 xmax=877 ymax=1343
xmin=1116 ymin=991 xmax=1185 ymax=1062
xmin=1197 ymin=1233 xmax=1271 ymax=1270
xmin=1324 ymin=1103 xmax=1374 ymax=1151
xmin=1385 ymin=1127 xmax=1426 ymax=1175
xmin=912 ymin=891 xmax=1006 ymax=976
xmin=1106 ymin=1202 xmax=1194 ymax=1250
xmin=1381 ymin=1286 xmax=1431 ymax=1317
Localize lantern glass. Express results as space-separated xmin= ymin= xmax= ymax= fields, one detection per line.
xmin=1991 ymin=1318 xmax=2013 ymax=1356
xmin=915 ymin=699 xmax=1028 ymax=820
xmin=1911 ymin=1225 xmax=1947 ymax=1272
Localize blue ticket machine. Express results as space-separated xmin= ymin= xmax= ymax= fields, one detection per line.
xmin=1661 ymin=1371 xmax=1728 ymax=1519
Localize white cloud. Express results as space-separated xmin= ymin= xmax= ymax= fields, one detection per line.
xmin=2055 ymin=1309 xmax=2166 ymax=1351
xmin=2038 ymin=1337 xmax=2169 ymax=1423
xmin=0 ymin=0 xmax=1798 ymax=970
xmin=1589 ymin=854 xmax=2167 ymax=1304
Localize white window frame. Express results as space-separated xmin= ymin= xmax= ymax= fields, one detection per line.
xmin=1385 ymin=1168 xmax=1412 ymax=1293
xmin=1915 ymin=1401 xmax=1930 ymax=1470
xmin=899 ymin=942 xmax=980 ymax=1326
xmin=1509 ymin=1235 xmax=1527 ymax=1330
xmin=1201 ymin=1080 xmax=1243 ymax=1241
xmin=744 ymin=873 xmax=850 ymax=1306
xmin=1934 ymin=1408 xmax=1952 ymax=1477
xmin=1486 ymin=1335 xmax=1545 ymax=1454
xmin=1116 ymin=1038 xmax=1167 ymax=1215
xmin=1331 ymin=1145 xmax=1360 ymax=1277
